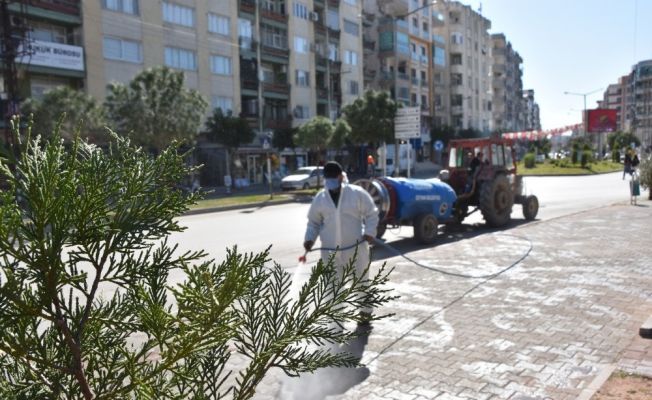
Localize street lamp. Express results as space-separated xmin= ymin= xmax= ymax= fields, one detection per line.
xmin=387 ymin=0 xmax=438 ymax=176
xmin=563 ymin=88 xmax=603 ymax=134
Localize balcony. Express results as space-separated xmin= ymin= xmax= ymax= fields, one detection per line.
xmin=328 ymin=0 xmax=340 ymax=8
xmin=263 ymin=81 xmax=290 ymax=95
xmin=266 ymin=117 xmax=292 ymax=130
xmin=242 ymin=79 xmax=258 ymax=91
xmin=21 ymin=0 xmax=81 ymax=16
xmin=451 ymin=105 xmax=463 ymax=115
xmin=379 ymin=71 xmax=394 ymax=81
xmin=261 ymin=8 xmax=287 ymax=23
xmin=364 ymin=69 xmax=377 ymax=81
xmin=398 ymin=72 xmax=409 ymax=81
xmin=239 ymin=0 xmax=255 ymax=13
xmin=377 ymin=0 xmax=408 ymax=18
xmin=363 ymin=37 xmax=375 ymax=52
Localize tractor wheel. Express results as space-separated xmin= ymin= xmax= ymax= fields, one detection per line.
xmin=413 ymin=213 xmax=439 ymax=244
xmin=480 ymin=174 xmax=513 ymax=227
xmin=376 ymin=223 xmax=387 ymax=239
xmin=522 ymin=195 xmax=539 ymax=220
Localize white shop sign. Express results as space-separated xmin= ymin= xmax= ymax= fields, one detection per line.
xmin=17 ymin=40 xmax=85 ymax=72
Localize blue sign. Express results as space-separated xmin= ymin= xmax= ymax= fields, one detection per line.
xmin=434 ymin=140 xmax=444 ymax=151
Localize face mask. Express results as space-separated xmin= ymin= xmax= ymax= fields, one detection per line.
xmin=324 ymin=178 xmax=340 ymax=190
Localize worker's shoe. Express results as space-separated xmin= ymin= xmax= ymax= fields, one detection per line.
xmin=357 ymin=311 xmax=373 ymax=326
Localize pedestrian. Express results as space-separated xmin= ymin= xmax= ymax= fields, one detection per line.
xmin=631 ymin=151 xmax=640 ymax=171
xmin=303 ymin=161 xmax=379 ymax=324
xmin=623 ymin=149 xmax=633 ymax=180
xmin=366 ymin=154 xmax=375 ymax=177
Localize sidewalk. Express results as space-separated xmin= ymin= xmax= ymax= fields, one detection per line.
xmin=252 ymin=197 xmax=652 ymax=399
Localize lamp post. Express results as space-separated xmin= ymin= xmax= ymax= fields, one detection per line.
xmin=388 ymin=0 xmax=437 ymax=176
xmin=564 ymin=88 xmax=603 ymax=157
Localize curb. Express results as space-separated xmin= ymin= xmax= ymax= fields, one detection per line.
xmin=183 ymin=196 xmax=312 ymax=216
xmin=576 ymin=364 xmax=617 ymax=400
xmin=640 ymin=315 xmax=652 ymax=339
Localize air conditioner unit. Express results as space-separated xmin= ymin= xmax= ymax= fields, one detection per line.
xmin=309 ymin=12 xmax=319 ymax=22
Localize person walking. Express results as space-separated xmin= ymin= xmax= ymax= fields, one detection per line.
xmin=623 ymin=149 xmax=633 ymax=180
xmin=303 ymin=161 xmax=379 ymax=322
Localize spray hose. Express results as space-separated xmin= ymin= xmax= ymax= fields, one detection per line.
xmin=300 ymin=234 xmax=533 ymax=280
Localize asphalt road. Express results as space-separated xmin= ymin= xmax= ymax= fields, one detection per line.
xmin=170 ymin=172 xmax=636 ymax=270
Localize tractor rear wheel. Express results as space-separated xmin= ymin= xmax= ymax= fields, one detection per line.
xmin=480 ymin=174 xmax=513 ymax=227
xmin=522 ymin=195 xmax=539 ymax=220
xmin=413 ymin=213 xmax=439 ymax=244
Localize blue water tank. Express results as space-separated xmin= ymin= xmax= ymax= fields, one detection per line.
xmin=384 ymin=177 xmax=457 ymax=221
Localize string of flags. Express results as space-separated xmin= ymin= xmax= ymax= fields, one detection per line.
xmin=501 ymin=124 xmax=583 ymax=141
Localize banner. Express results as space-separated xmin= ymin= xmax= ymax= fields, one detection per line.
xmin=587 ymin=109 xmax=617 ymax=133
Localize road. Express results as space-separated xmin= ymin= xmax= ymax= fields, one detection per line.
xmin=170 ymin=172 xmax=635 ymax=269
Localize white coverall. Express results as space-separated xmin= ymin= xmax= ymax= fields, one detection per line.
xmin=304 ymin=183 xmax=379 ymax=282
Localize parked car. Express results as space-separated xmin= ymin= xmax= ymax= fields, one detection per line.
xmin=280 ymin=166 xmax=324 ymax=190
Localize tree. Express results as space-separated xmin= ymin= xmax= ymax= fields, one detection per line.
xmin=105 ymin=66 xmax=207 ymax=152
xmin=204 ymin=108 xmax=255 ymax=178
xmin=0 ymin=117 xmax=394 ymax=399
xmin=607 ymin=131 xmax=641 ymax=156
xmin=341 ymin=90 xmax=397 ymax=145
xmin=21 ymin=86 xmax=105 ymax=142
xmin=295 ymin=116 xmax=334 ymax=165
xmin=272 ymin=126 xmax=297 ymax=150
xmin=330 ymin=118 xmax=351 ymax=154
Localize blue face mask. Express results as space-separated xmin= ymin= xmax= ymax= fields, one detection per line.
xmin=324 ymin=178 xmax=340 ymax=190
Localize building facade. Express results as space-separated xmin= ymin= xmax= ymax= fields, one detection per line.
xmin=521 ymin=89 xmax=540 ymax=131
xmin=1 ymin=0 xmax=85 ymax=130
xmin=630 ymin=60 xmax=652 ymax=149
xmin=432 ymin=1 xmax=493 ymax=133
xmin=491 ymin=33 xmax=523 ymax=132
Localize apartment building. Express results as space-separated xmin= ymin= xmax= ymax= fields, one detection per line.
xmin=491 ymin=33 xmax=523 ymax=132
xmin=81 ymin=0 xmax=364 ymax=184
xmin=630 ymin=60 xmax=652 ymax=149
xmin=601 ymin=77 xmax=628 ymax=132
xmin=432 ymin=1 xmax=492 ymax=133
xmin=1 ymin=0 xmax=84 ymax=130
xmin=521 ymin=89 xmax=541 ymax=131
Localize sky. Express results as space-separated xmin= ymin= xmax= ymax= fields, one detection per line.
xmin=473 ymin=0 xmax=652 ymax=131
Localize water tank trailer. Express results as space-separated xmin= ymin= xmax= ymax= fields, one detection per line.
xmin=354 ymin=177 xmax=457 ymax=244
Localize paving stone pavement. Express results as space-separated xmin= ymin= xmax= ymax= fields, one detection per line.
xmin=253 ymin=200 xmax=652 ymax=400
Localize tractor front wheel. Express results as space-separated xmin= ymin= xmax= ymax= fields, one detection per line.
xmin=522 ymin=195 xmax=539 ymax=220
xmin=480 ymin=174 xmax=513 ymax=227
xmin=413 ymin=213 xmax=439 ymax=244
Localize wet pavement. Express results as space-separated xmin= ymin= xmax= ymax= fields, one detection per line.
xmin=251 ymin=197 xmax=652 ymax=399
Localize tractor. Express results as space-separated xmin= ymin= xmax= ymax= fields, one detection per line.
xmin=439 ymin=137 xmax=539 ymax=227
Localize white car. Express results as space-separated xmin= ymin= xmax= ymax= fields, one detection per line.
xmin=280 ymin=166 xmax=324 ymax=190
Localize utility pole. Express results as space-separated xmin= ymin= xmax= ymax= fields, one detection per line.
xmin=254 ymin=0 xmax=272 ymax=199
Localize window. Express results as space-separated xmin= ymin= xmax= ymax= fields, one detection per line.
xmin=294 ymin=36 xmax=309 ymax=53
xmin=293 ymin=2 xmax=308 ymax=19
xmin=327 ymin=9 xmax=339 ymax=30
xmin=294 ymin=105 xmax=310 ymax=119
xmin=344 ymin=50 xmax=358 ymax=65
xmin=451 ymin=32 xmax=463 ymax=45
xmin=30 ymin=21 xmax=67 ymax=43
xmin=210 ymin=55 xmax=231 ymax=75
xmin=344 ymin=0 xmax=357 ymax=5
xmin=162 ymin=2 xmax=194 ymax=27
xmin=103 ymin=36 xmax=142 ymax=63
xmin=295 ymin=70 xmax=310 ymax=87
xmin=165 ymin=47 xmax=197 ymax=70
xmin=433 ymin=46 xmax=445 ymax=66
xmin=103 ymin=0 xmax=138 ymax=15
xmin=343 ymin=19 xmax=359 ymax=36
xmin=420 ymin=70 xmax=426 ymax=82
xmin=208 ymin=13 xmax=229 ymax=35
xmin=396 ymin=32 xmax=409 ymax=54
xmin=212 ymin=96 xmax=233 ymax=113
xmin=328 ymin=43 xmax=338 ymax=61
xmin=349 ymin=80 xmax=359 ymax=95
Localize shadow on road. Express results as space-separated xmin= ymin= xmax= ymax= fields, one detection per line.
xmin=277 ymin=324 xmax=372 ymax=400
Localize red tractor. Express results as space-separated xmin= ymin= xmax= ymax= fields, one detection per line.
xmin=439 ymin=137 xmax=539 ymax=227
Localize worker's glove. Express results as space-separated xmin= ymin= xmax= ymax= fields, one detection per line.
xmin=303 ymin=240 xmax=314 ymax=252
xmin=363 ymin=234 xmax=375 ymax=244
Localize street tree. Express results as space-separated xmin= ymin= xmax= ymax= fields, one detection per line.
xmin=21 ymin=86 xmax=105 ymax=142
xmin=0 ymin=117 xmax=394 ymax=400
xmin=272 ymin=126 xmax=297 ymax=150
xmin=104 ymin=66 xmax=207 ymax=153
xmin=295 ymin=115 xmax=334 ymax=170
xmin=204 ymin=108 xmax=255 ymax=178
xmin=341 ymin=90 xmax=397 ymax=145
xmin=607 ymin=131 xmax=641 ymax=161
xmin=330 ymin=118 xmax=351 ymax=155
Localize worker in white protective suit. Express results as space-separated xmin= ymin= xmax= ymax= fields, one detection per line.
xmin=303 ymin=161 xmax=379 ymax=322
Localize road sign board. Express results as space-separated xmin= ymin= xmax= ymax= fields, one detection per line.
xmin=434 ymin=140 xmax=444 ymax=151
xmin=395 ymin=115 xmax=420 ymax=124
xmin=396 ymin=131 xmax=420 ymax=139
xmin=395 ymin=123 xmax=420 ymax=132
xmin=396 ymin=107 xmax=420 ymax=116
